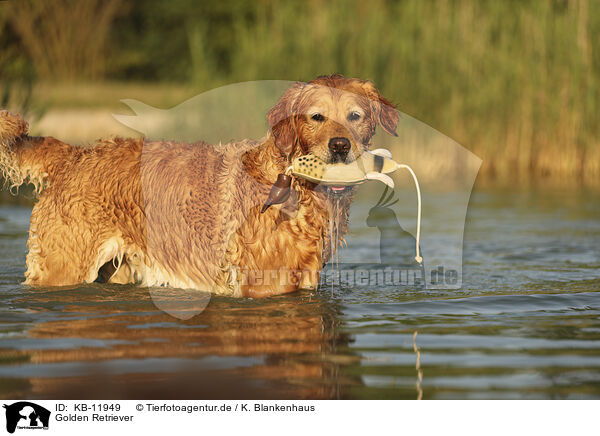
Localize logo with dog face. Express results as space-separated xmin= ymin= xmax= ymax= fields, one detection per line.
xmin=3 ymin=402 xmax=50 ymax=433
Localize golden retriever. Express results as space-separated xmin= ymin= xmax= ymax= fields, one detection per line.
xmin=0 ymin=75 xmax=398 ymax=297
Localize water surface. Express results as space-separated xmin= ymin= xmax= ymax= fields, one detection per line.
xmin=0 ymin=186 xmax=598 ymax=399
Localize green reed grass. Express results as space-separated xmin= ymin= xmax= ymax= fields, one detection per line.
xmin=221 ymin=0 xmax=600 ymax=183
xmin=1 ymin=0 xmax=598 ymax=183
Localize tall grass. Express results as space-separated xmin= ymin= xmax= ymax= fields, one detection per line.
xmin=218 ymin=0 xmax=600 ymax=182
xmin=2 ymin=0 xmax=123 ymax=80
xmin=1 ymin=0 xmax=599 ymax=183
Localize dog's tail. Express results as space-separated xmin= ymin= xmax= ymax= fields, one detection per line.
xmin=0 ymin=110 xmax=65 ymax=193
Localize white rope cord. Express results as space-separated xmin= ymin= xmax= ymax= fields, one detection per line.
xmin=397 ymin=164 xmax=423 ymax=264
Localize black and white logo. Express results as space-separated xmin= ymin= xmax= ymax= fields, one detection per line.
xmin=3 ymin=402 xmax=50 ymax=434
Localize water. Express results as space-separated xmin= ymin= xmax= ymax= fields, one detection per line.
xmin=0 ymin=186 xmax=598 ymax=399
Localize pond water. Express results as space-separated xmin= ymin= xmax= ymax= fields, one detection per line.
xmin=0 ymin=186 xmax=598 ymax=399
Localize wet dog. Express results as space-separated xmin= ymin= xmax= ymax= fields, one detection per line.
xmin=0 ymin=75 xmax=398 ymax=297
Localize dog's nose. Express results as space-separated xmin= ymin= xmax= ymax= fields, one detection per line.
xmin=328 ymin=137 xmax=351 ymax=162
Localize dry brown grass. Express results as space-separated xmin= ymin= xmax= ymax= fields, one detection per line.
xmin=4 ymin=0 xmax=123 ymax=80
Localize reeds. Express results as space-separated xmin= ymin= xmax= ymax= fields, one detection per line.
xmin=1 ymin=0 xmax=598 ymax=183
xmin=3 ymin=0 xmax=123 ymax=80
xmin=223 ymin=0 xmax=600 ymax=183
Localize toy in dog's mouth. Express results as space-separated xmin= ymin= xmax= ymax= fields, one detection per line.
xmin=289 ymin=149 xmax=399 ymax=189
xmin=261 ymin=148 xmax=424 ymax=263
xmin=261 ymin=149 xmax=396 ymax=212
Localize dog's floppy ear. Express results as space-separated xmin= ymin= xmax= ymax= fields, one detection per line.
xmin=267 ymin=82 xmax=305 ymax=155
xmin=361 ymin=81 xmax=399 ymax=137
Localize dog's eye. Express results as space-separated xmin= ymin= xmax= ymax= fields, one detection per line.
xmin=311 ymin=113 xmax=325 ymax=122
xmin=348 ymin=111 xmax=361 ymax=121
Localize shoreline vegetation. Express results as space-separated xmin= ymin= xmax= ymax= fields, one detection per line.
xmin=13 ymin=80 xmax=600 ymax=188
xmin=1 ymin=0 xmax=598 ymax=185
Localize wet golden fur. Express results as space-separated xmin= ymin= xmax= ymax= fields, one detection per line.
xmin=0 ymin=75 xmax=398 ymax=297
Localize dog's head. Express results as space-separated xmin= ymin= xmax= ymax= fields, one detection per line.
xmin=267 ymin=74 xmax=399 ymax=165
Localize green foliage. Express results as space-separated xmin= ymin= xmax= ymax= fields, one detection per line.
xmin=0 ymin=3 xmax=44 ymax=119
xmin=0 ymin=0 xmax=598 ymax=180
xmin=2 ymin=0 xmax=122 ymax=80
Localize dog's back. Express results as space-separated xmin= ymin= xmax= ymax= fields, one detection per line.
xmin=0 ymin=111 xmax=268 ymax=293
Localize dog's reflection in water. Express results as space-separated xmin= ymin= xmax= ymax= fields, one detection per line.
xmin=366 ymin=186 xmax=424 ymax=269
xmin=6 ymin=287 xmax=357 ymax=399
